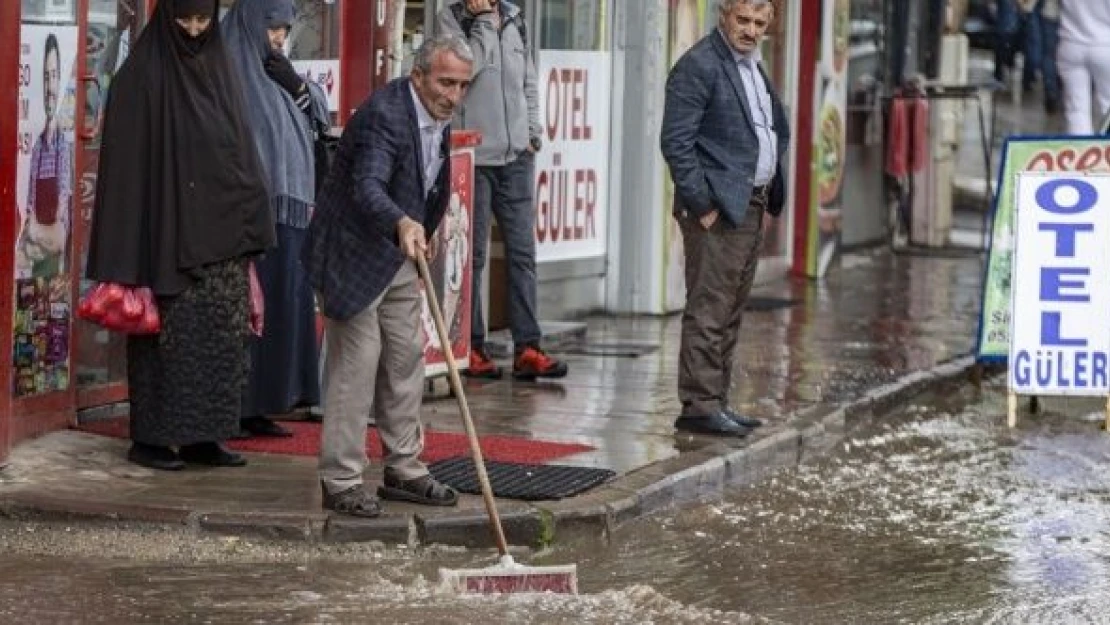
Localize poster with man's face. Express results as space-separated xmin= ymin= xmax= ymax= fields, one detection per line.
xmin=15 ymin=25 xmax=78 ymax=281
xmin=12 ymin=23 xmax=79 ymax=398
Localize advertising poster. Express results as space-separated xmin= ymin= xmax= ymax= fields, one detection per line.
xmin=533 ymin=50 xmax=611 ymax=262
xmin=1008 ymin=173 xmax=1110 ymax=396
xmin=421 ymin=148 xmax=475 ymax=377
xmin=806 ymin=0 xmax=850 ymax=278
xmin=976 ymin=137 xmax=1110 ymax=362
xmin=12 ymin=24 xmax=80 ymax=397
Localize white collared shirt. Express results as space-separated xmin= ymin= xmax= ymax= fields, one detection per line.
xmin=409 ymin=83 xmax=449 ymax=197
xmin=724 ymin=34 xmax=778 ymax=187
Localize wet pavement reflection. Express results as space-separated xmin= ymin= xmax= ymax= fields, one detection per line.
xmin=426 ymin=250 xmax=984 ymax=475
xmin=6 ymin=379 xmax=1110 ymax=623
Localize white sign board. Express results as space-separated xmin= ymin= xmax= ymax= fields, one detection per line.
xmin=534 ymin=50 xmax=610 ymax=262
xmin=1009 ymin=173 xmax=1110 ymax=396
xmin=292 ymin=59 xmax=341 ymax=113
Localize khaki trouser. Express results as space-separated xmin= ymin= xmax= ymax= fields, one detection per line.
xmin=318 ymin=262 xmax=427 ymax=494
xmin=677 ymin=192 xmax=766 ymax=417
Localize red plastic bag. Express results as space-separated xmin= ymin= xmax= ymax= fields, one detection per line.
xmin=78 ymin=283 xmax=161 ymax=335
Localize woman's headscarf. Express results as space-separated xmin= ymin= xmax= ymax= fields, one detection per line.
xmin=222 ymin=0 xmax=315 ymax=222
xmin=85 ymin=0 xmax=275 ymax=296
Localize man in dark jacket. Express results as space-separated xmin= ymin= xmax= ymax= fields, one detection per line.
xmin=661 ymin=0 xmax=791 ymax=437
xmin=303 ymin=35 xmax=473 ymax=517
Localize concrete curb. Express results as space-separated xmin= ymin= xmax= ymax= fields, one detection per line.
xmin=0 ymin=356 xmax=976 ymax=548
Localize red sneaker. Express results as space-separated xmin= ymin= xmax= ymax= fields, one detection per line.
xmin=513 ymin=345 xmax=568 ymax=380
xmin=464 ymin=347 xmax=502 ymax=379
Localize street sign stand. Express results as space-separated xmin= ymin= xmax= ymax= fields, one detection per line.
xmin=1007 ymin=172 xmax=1110 ymax=429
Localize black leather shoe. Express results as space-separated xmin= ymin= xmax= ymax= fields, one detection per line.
xmin=179 ymin=442 xmax=248 ymax=467
xmin=240 ymin=416 xmax=293 ymax=438
xmin=674 ymin=411 xmax=751 ymax=436
xmin=722 ymin=408 xmax=764 ymax=428
xmin=127 ymin=443 xmax=185 ymax=471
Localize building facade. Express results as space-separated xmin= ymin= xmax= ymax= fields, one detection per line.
xmin=1 ymin=0 xmax=935 ymax=464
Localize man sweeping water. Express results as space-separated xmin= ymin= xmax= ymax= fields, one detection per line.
xmin=303 ymin=35 xmax=471 ymax=517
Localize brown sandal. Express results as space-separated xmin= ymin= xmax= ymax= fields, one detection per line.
xmin=377 ymin=473 xmax=458 ymax=507
xmin=322 ymin=482 xmax=384 ymax=518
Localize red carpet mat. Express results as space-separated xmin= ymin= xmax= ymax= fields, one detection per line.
xmin=75 ymin=419 xmax=594 ymax=465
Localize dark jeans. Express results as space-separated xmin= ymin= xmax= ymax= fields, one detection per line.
xmin=677 ymin=195 xmax=765 ymax=416
xmin=471 ymin=153 xmax=541 ymax=351
xmin=1021 ymin=9 xmax=1041 ymax=88
xmin=994 ymin=0 xmax=1021 ymax=80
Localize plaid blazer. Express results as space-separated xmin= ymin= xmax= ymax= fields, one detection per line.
xmin=661 ymin=30 xmax=791 ymax=225
xmin=303 ymin=77 xmax=450 ymax=321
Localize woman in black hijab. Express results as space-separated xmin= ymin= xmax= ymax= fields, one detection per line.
xmin=85 ymin=0 xmax=276 ymax=471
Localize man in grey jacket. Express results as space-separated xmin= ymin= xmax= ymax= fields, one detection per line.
xmin=436 ymin=0 xmax=568 ymax=381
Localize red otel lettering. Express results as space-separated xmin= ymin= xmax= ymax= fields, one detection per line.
xmin=535 ymin=163 xmax=597 ymax=243
xmin=544 ymin=67 xmax=593 ymax=142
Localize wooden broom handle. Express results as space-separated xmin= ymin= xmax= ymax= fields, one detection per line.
xmin=415 ymin=255 xmax=510 ymax=556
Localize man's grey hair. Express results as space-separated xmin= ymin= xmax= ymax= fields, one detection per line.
xmin=719 ymin=0 xmax=773 ymax=12
xmin=413 ymin=34 xmax=474 ymax=73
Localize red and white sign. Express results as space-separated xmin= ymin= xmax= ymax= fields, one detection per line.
xmin=292 ymin=59 xmax=340 ymax=113
xmin=421 ymin=146 xmax=475 ymax=376
xmin=534 ymin=50 xmax=610 ymax=262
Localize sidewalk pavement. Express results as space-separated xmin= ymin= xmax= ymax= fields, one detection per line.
xmin=0 ymin=249 xmax=984 ymax=548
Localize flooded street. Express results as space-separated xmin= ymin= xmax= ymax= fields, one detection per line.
xmin=5 ymin=379 xmax=1110 ymax=624
xmin=579 ymin=380 xmax=1110 ymax=624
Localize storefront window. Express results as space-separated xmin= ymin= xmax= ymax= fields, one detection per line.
xmin=20 ymin=0 xmax=77 ymax=23
xmin=539 ymin=0 xmax=607 ymax=51
xmin=289 ymin=0 xmax=340 ymax=60
xmin=289 ymin=0 xmax=341 ymax=116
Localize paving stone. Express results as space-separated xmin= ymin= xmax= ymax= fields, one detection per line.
xmin=195 ymin=511 xmax=327 ymax=541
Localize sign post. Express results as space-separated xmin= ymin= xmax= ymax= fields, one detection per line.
xmin=1007 ymin=172 xmax=1110 ymax=428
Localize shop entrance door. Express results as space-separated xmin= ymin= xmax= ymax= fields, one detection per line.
xmin=72 ymin=0 xmax=145 ymax=409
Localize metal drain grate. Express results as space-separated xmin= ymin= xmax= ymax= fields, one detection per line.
xmin=558 ymin=341 xmax=660 ymax=358
xmin=744 ymin=297 xmax=799 ymax=312
xmin=428 ymin=458 xmax=616 ymax=501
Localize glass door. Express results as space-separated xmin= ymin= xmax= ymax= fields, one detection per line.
xmin=72 ymin=0 xmax=144 ymax=408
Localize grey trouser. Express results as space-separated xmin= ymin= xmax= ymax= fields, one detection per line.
xmin=318 ymin=262 xmax=427 ymax=494
xmin=677 ymin=192 xmax=766 ymax=416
